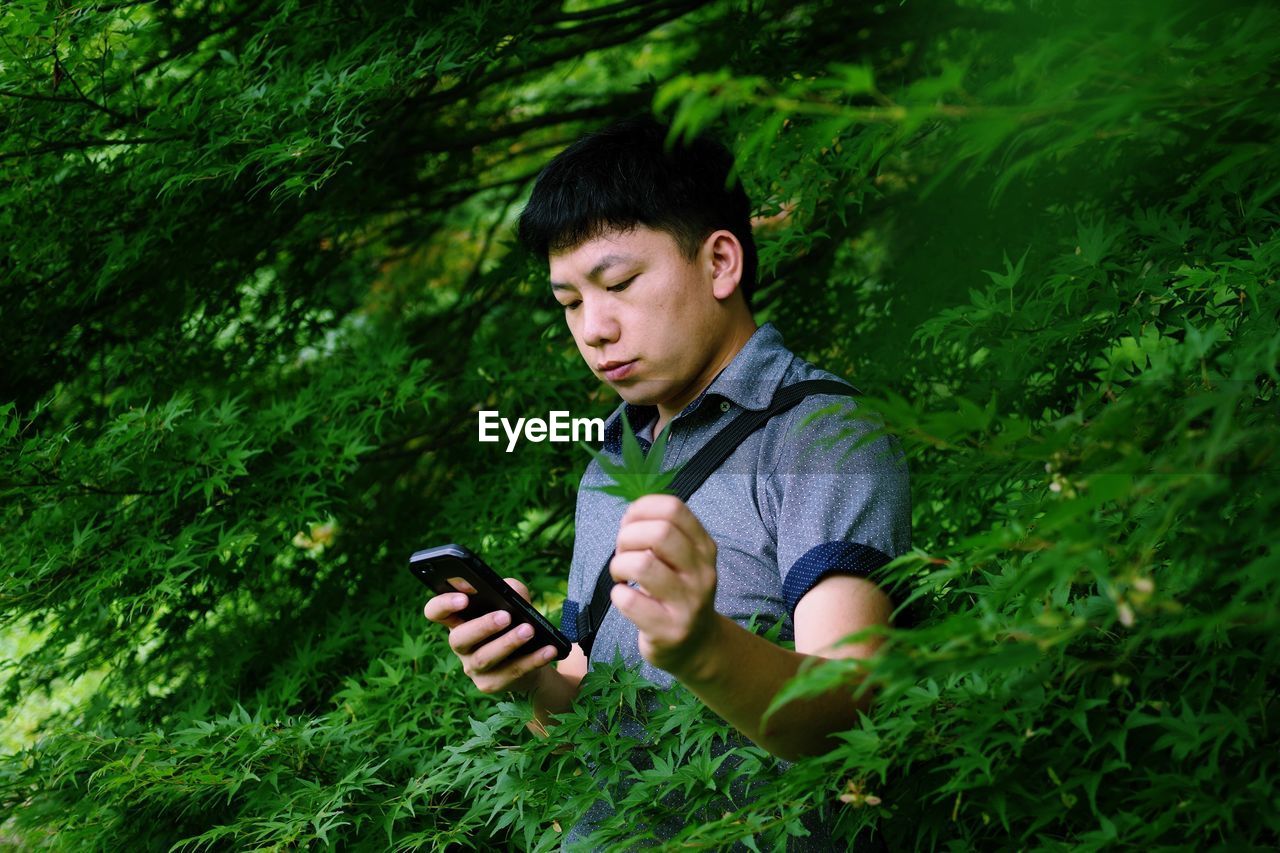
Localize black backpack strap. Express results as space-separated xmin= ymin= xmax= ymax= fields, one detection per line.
xmin=575 ymin=379 xmax=858 ymax=658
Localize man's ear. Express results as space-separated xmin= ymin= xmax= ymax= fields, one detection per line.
xmin=705 ymin=230 xmax=744 ymax=301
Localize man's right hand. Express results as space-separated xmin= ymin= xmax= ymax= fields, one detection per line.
xmin=422 ymin=576 xmax=560 ymax=696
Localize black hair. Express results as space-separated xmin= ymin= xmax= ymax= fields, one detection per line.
xmin=516 ymin=114 xmax=758 ymax=307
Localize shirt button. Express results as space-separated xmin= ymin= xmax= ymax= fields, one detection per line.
xmin=720 ymin=401 xmax=731 ymax=412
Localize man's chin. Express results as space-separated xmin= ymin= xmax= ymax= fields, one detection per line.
xmin=611 ymin=379 xmax=666 ymax=407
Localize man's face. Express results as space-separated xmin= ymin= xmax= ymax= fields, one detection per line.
xmin=548 ymin=225 xmax=731 ymax=414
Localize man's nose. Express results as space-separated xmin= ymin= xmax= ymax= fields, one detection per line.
xmin=580 ymin=296 xmax=620 ymax=348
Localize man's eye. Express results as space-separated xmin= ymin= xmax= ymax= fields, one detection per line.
xmin=608 ymin=275 xmax=638 ymax=292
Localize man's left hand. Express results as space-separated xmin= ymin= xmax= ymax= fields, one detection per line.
xmin=608 ymin=494 xmax=722 ymax=676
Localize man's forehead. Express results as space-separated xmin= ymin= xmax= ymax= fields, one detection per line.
xmin=548 ymin=227 xmax=668 ymax=285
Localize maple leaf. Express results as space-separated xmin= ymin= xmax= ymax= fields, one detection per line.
xmin=581 ymin=411 xmax=679 ymax=501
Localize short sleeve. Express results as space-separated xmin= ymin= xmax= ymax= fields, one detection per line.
xmin=763 ymin=394 xmax=913 ymax=624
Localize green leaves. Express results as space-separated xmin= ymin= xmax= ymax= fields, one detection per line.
xmin=3 ymin=0 xmax=1280 ymax=850
xmin=581 ymin=411 xmax=680 ymax=502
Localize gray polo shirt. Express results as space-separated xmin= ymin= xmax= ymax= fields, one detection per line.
xmin=560 ymin=322 xmax=910 ymax=851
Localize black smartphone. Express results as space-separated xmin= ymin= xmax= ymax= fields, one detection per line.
xmin=409 ymin=543 xmax=572 ymax=661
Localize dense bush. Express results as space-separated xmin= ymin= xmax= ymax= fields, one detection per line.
xmin=2 ymin=0 xmax=1276 ymax=849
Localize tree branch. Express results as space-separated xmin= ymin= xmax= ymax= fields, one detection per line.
xmin=532 ymin=0 xmax=672 ymax=26
xmin=413 ymin=0 xmax=711 ymax=110
xmin=415 ymin=99 xmax=645 ymax=153
xmin=529 ymin=0 xmax=704 ymax=42
xmin=108 ymin=0 xmax=268 ymax=96
xmin=92 ymin=0 xmax=155 ymax=12
xmin=0 ymin=135 xmax=187 ymax=161
xmin=51 ymin=51 xmax=132 ymax=124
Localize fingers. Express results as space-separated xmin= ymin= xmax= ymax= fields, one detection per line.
xmin=609 ymin=548 xmax=672 ymax=597
xmin=450 ymin=611 xmax=554 ymax=675
xmin=422 ymin=577 xmax=528 ymax=629
xmin=464 ymin=623 xmax=553 ymax=678
xmin=449 ymin=608 xmax=516 ymax=656
xmin=423 ymin=591 xmax=470 ymax=629
xmin=471 ymin=643 xmax=558 ymax=696
xmin=421 ymin=575 xmax=485 ymax=628
xmin=617 ymin=497 xmax=716 ymax=574
xmin=621 ymin=494 xmax=706 ymax=543
xmin=503 ymin=576 xmax=532 ymax=602
xmin=610 ymin=580 xmax=667 ymax=629
xmin=420 ymin=575 xmax=555 ymax=695
xmin=615 ymin=519 xmax=698 ymax=570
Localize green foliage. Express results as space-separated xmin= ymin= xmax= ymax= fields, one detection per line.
xmin=582 ymin=413 xmax=679 ymax=502
xmin=2 ymin=0 xmax=1277 ymax=850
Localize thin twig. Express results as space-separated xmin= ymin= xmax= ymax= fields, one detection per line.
xmin=51 ymin=51 xmax=131 ymax=123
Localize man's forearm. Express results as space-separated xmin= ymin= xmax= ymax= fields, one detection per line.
xmin=672 ymin=613 xmax=875 ymax=762
xmin=525 ymin=664 xmax=584 ymax=738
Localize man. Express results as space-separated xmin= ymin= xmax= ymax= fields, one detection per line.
xmin=423 ymin=115 xmax=910 ymax=849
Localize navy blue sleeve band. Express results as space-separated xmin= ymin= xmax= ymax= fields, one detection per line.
xmin=782 ymin=541 xmax=893 ymax=614
xmin=559 ymin=599 xmax=580 ymax=643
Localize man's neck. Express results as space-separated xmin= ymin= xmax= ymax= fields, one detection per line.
xmin=653 ymin=318 xmax=758 ymax=436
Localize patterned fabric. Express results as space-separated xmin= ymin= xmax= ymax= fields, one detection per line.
xmin=781 ymin=541 xmax=895 ymax=613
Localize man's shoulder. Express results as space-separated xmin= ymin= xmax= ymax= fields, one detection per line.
xmin=774 ymin=355 xmax=863 ymax=420
xmin=764 ymin=355 xmax=904 ymax=476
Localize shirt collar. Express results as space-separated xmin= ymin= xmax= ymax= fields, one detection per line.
xmin=700 ymin=321 xmax=793 ymax=411
xmin=600 ymin=322 xmax=793 ymax=453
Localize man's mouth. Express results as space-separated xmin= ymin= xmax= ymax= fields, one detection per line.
xmin=597 ymin=359 xmax=637 ymax=381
